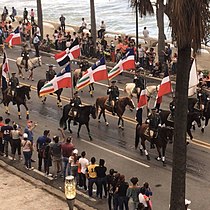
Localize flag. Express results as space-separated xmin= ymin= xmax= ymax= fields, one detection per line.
xmin=40 ymin=64 xmax=72 ymax=96
xmin=1 ymin=51 xmax=9 ymax=91
xmin=137 ymin=89 xmax=147 ymax=108
xmin=121 ymin=49 xmax=135 ymax=70
xmin=69 ymin=38 xmax=80 ymax=60
xmin=157 ymin=76 xmax=172 ymax=97
xmin=54 ymin=49 xmax=70 ymax=66
xmin=76 ymin=57 xmax=108 ymax=90
xmin=108 ymin=60 xmax=123 ymax=80
xmin=5 ymin=27 xmax=21 ymax=46
xmin=188 ymin=59 xmax=198 ymax=96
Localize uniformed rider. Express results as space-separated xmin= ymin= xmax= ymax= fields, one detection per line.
xmin=146 ymin=108 xmax=161 ymax=149
xmin=69 ymin=91 xmax=82 ymax=125
xmin=46 ymin=64 xmax=56 ymax=81
xmin=197 ymin=86 xmax=209 ymax=109
xmin=133 ymin=69 xmax=145 ymax=100
xmin=21 ymin=44 xmax=29 ymax=71
xmin=9 ymin=72 xmax=19 ymax=104
xmin=107 ymin=80 xmax=119 ymax=115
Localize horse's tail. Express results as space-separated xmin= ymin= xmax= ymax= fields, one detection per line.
xmin=95 ymin=98 xmax=99 ymax=117
xmin=135 ymin=124 xmax=141 ymax=149
xmin=59 ymin=104 xmax=69 ymax=128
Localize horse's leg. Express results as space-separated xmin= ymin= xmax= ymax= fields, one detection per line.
xmin=162 ymin=146 xmax=166 ymax=167
xmin=142 ymin=138 xmax=150 ymax=160
xmin=187 ymin=126 xmax=193 ymax=140
xmin=68 ymin=119 xmax=72 ymax=133
xmin=18 ymin=66 xmax=24 ymax=79
xmin=155 ymin=145 xmax=162 ymax=161
xmin=85 ymin=123 xmax=92 ymax=141
xmin=98 ymin=109 xmax=102 ymax=122
xmin=23 ymin=103 xmax=29 ymax=120
xmin=103 ymin=110 xmax=109 ymax=126
xmin=118 ymin=115 xmax=124 ymax=130
xmin=139 ymin=144 xmax=144 ymax=156
xmin=57 ymin=93 xmax=62 ymax=108
xmin=201 ymin=117 xmax=207 ymax=133
xmin=17 ymin=105 xmax=21 ymax=119
xmin=42 ymin=96 xmax=47 ymax=104
xmin=4 ymin=104 xmax=10 ymax=115
xmin=28 ymin=69 xmax=34 ymax=81
xmin=77 ymin=123 xmax=82 ymax=138
xmin=89 ymin=84 xmax=94 ymax=97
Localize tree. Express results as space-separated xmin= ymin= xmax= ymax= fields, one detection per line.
xmin=90 ymin=0 xmax=96 ymax=55
xmin=37 ymin=0 xmax=43 ymax=38
xmin=169 ymin=1 xmax=209 ymax=209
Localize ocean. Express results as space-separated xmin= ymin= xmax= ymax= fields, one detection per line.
xmin=1 ymin=0 xmax=171 ymax=39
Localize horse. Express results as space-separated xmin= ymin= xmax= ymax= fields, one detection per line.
xmin=74 ymin=68 xmax=94 ymax=97
xmin=37 ymin=79 xmax=63 ymax=107
xmin=202 ymin=100 xmax=210 ymax=132
xmin=135 ymin=123 xmax=174 ymax=166
xmin=124 ymin=83 xmax=159 ymax=101
xmin=16 ymin=56 xmax=42 ymax=80
xmin=2 ymin=85 xmax=31 ymax=119
xmin=59 ymin=104 xmax=97 ymax=140
xmin=95 ymin=96 xmax=135 ymax=129
xmin=159 ymin=110 xmax=201 ymax=140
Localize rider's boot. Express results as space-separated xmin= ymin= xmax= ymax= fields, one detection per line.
xmin=150 ymin=138 xmax=155 ymax=149
xmin=12 ymin=96 xmax=16 ymax=105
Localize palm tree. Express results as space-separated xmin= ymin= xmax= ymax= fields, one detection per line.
xmin=37 ymin=0 xmax=43 ymax=38
xmin=169 ymin=1 xmax=209 ymax=209
xmin=90 ymin=0 xmax=96 ymax=55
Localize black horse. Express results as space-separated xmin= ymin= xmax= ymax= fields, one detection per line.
xmin=37 ymin=79 xmax=63 ymax=107
xmin=159 ymin=110 xmax=201 ymax=140
xmin=202 ymin=100 xmax=210 ymax=132
xmin=59 ymin=104 xmax=97 ymax=140
xmin=2 ymin=85 xmax=31 ymax=119
xmin=135 ymin=123 xmax=174 ymax=166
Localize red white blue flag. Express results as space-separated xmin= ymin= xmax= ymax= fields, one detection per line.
xmin=54 ymin=49 xmax=70 ymax=66
xmin=121 ymin=49 xmax=135 ymax=70
xmin=68 ymin=38 xmax=80 ymax=60
xmin=5 ymin=27 xmax=21 ymax=46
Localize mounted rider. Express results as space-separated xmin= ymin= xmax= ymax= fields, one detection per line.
xmin=146 ymin=108 xmax=161 ymax=149
xmin=69 ymin=91 xmax=82 ymax=125
xmin=46 ymin=64 xmax=56 ymax=81
xmin=169 ymin=97 xmax=176 ymax=120
xmin=21 ymin=43 xmax=29 ymax=71
xmin=133 ymin=68 xmax=145 ymax=100
xmin=107 ymin=80 xmax=119 ymax=115
xmin=8 ymin=72 xmax=19 ymax=104
xmin=197 ymin=85 xmax=209 ymax=110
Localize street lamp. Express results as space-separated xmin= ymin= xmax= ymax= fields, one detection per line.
xmin=65 ymin=175 xmax=76 ymax=210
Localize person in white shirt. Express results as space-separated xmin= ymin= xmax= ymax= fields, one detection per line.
xmin=78 ymin=18 xmax=87 ymax=33
xmin=98 ymin=20 xmax=106 ymax=39
xmin=143 ymin=27 xmax=149 ymax=44
xmin=78 ymin=151 xmax=89 ymax=190
xmin=33 ymin=32 xmax=40 ymax=57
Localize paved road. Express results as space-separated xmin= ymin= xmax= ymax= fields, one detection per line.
xmin=0 ymin=47 xmax=210 ymax=210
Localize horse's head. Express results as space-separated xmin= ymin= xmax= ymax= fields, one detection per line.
xmin=192 ymin=112 xmax=201 ymax=128
xmin=90 ymin=105 xmax=97 ymax=119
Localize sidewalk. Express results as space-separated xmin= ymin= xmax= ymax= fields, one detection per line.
xmin=0 ymin=160 xmax=96 ymax=210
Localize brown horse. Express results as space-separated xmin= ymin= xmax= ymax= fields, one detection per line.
xmin=96 ymin=96 xmax=135 ymax=129
xmin=135 ymin=123 xmax=174 ymax=166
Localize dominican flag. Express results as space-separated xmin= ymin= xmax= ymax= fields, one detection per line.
xmin=54 ymin=49 xmax=70 ymax=66
xmin=157 ymin=76 xmax=172 ymax=97
xmin=69 ymin=38 xmax=80 ymax=60
xmin=5 ymin=27 xmax=21 ymax=46
xmin=40 ymin=64 xmax=72 ymax=96
xmin=137 ymin=89 xmax=147 ymax=108
xmin=121 ymin=49 xmax=135 ymax=70
xmin=108 ymin=60 xmax=123 ymax=80
xmin=1 ymin=51 xmax=9 ymax=91
xmin=77 ymin=57 xmax=108 ymax=90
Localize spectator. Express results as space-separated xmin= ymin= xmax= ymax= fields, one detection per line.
xmin=11 ymin=123 xmax=22 ymax=160
xmin=126 ymin=177 xmax=141 ymax=210
xmin=10 ymin=7 xmax=17 ymax=22
xmin=2 ymin=6 xmax=8 ymax=21
xmin=69 ymin=149 xmax=79 ymax=181
xmin=78 ymin=151 xmax=89 ymax=190
xmin=138 ymin=186 xmax=152 ymax=210
xmin=0 ymin=116 xmax=5 ymax=156
xmin=95 ymin=159 xmax=107 ymax=199
xmin=36 ymin=130 xmax=51 ymax=171
xmin=21 ymin=133 xmax=34 ymax=170
xmin=59 ymin=14 xmax=66 ymax=32
xmin=115 ymin=175 xmax=129 ymax=210
xmin=50 ymin=135 xmax=62 ymax=179
xmin=78 ymin=17 xmax=87 ymax=33
xmin=53 ymin=29 xmax=59 ymax=50
xmin=23 ymin=8 xmax=28 ymax=23
xmin=87 ymin=156 xmax=98 ymax=197
xmin=44 ymin=137 xmax=52 ymax=176
xmin=143 ymin=27 xmax=149 ymax=44
xmin=0 ymin=118 xmax=13 ymax=157
xmin=138 ymin=44 xmax=145 ymax=67
xmin=98 ymin=20 xmax=106 ymax=39
xmin=33 ymin=32 xmax=40 ymax=57
xmin=30 ymin=9 xmax=35 ymax=24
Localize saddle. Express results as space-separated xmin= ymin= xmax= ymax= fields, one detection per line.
xmin=144 ymin=127 xmax=154 ymax=137
xmin=167 ymin=113 xmax=174 ymax=122
xmin=105 ymin=99 xmax=112 ymax=107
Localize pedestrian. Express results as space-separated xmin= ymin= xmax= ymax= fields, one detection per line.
xmin=69 ymin=149 xmax=79 ymax=182
xmin=115 ymin=175 xmax=129 ymax=210
xmin=78 ymin=151 xmax=89 ymax=190
xmin=10 ymin=7 xmax=17 ymax=22
xmin=44 ymin=137 xmax=52 ymax=176
xmin=21 ymin=133 xmax=34 ymax=170
xmin=30 ymin=9 xmax=35 ymax=23
xmin=98 ymin=20 xmax=106 ymax=39
xmin=36 ymin=130 xmax=51 ymax=171
xmin=23 ymin=8 xmax=28 ymax=23
xmin=87 ymin=157 xmax=98 ymax=197
xmin=58 ymin=128 xmax=75 ymax=180
xmin=95 ymin=159 xmax=107 ymax=199
xmin=138 ymin=187 xmax=152 ymax=210
xmin=33 ymin=32 xmax=40 ymax=57
xmin=142 ymin=27 xmax=149 ymax=44
xmin=11 ymin=123 xmax=22 ymax=160
xmin=2 ymin=6 xmax=8 ymax=21
xmin=50 ymin=135 xmax=62 ymax=179
xmin=0 ymin=118 xmax=13 ymax=157
xmin=59 ymin=14 xmax=66 ymax=32
xmin=78 ymin=17 xmax=87 ymax=33
xmin=126 ymin=177 xmax=141 ymax=210
xmin=0 ymin=116 xmax=5 ymax=156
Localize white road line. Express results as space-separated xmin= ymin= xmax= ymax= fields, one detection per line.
xmin=81 ymin=138 xmax=150 ymax=168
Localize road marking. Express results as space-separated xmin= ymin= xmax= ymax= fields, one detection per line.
xmin=80 ymin=138 xmax=150 ymax=168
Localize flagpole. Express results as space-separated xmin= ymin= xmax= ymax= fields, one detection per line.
xmin=143 ymin=67 xmax=149 ymax=116
xmin=165 ymin=62 xmax=173 ymax=99
xmin=69 ymin=61 xmax=74 ymax=99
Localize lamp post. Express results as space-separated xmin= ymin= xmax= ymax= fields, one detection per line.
xmin=65 ymin=175 xmax=76 ymax=210
xmin=135 ymin=0 xmax=139 ymax=63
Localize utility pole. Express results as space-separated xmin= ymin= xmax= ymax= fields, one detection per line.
xmin=37 ymin=0 xmax=43 ymax=39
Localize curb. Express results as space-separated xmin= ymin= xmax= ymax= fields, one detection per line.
xmin=0 ymin=159 xmax=96 ymax=210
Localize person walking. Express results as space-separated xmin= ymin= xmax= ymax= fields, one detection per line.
xmin=78 ymin=151 xmax=89 ymax=190
xmin=10 ymin=7 xmax=17 ymax=22
xmin=43 ymin=137 xmax=52 ymax=176
xmin=0 ymin=116 xmax=5 ymax=156
xmin=142 ymin=27 xmax=149 ymax=44
xmin=98 ymin=20 xmax=106 ymax=39
xmin=23 ymin=8 xmax=28 ymax=23
xmin=59 ymin=15 xmax=66 ymax=32
xmin=30 ymin=9 xmax=35 ymax=24
xmin=36 ymin=130 xmax=51 ymax=172
xmin=126 ymin=177 xmax=141 ymax=210
xmin=11 ymin=123 xmax=22 ymax=160
xmin=33 ymin=32 xmax=40 ymax=57
xmin=95 ymin=159 xmax=107 ymax=199
xmin=21 ymin=133 xmax=34 ymax=170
